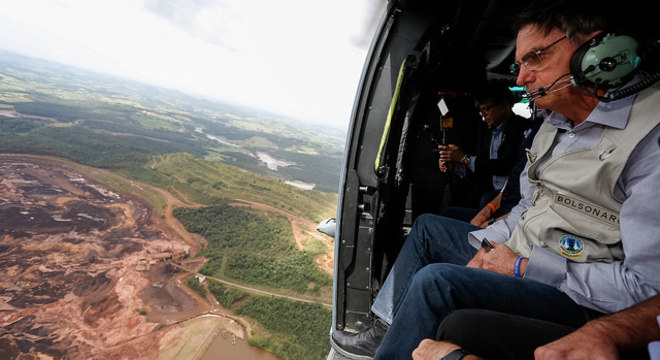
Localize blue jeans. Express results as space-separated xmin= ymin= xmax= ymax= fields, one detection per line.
xmin=370 ymin=214 xmax=597 ymax=359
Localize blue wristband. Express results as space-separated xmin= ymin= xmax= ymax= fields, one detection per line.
xmin=514 ymin=256 xmax=525 ymax=278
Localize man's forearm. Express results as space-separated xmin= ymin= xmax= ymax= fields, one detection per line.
xmin=535 ymin=294 xmax=660 ymax=360
xmin=583 ymin=294 xmax=660 ymax=350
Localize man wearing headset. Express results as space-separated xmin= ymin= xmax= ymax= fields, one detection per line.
xmin=331 ymin=1 xmax=660 ymax=359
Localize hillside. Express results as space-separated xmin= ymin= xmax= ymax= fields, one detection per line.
xmin=0 ymin=49 xmax=346 ymax=193
xmin=0 ymin=50 xmax=341 ymax=360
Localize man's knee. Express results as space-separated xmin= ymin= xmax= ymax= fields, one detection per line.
xmin=413 ymin=213 xmax=453 ymax=230
xmin=406 ymin=214 xmax=445 ymax=252
xmin=409 ymin=263 xmax=462 ymax=289
xmin=409 ymin=214 xmax=459 ymax=247
xmin=436 ymin=309 xmax=491 ymax=341
xmin=436 ymin=309 xmax=517 ymax=358
xmin=411 ymin=213 xmax=442 ymax=235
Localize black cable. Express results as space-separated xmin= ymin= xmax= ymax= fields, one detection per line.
xmin=602 ymin=71 xmax=660 ymax=102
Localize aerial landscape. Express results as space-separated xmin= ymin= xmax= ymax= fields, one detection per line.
xmin=0 ymin=49 xmax=343 ymax=360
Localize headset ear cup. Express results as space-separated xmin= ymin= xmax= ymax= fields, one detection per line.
xmin=570 ymin=33 xmax=609 ymax=85
xmin=571 ymin=33 xmax=640 ymax=87
xmin=570 ymin=39 xmax=592 ymax=85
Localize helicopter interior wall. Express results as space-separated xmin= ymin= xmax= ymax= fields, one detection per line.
xmin=336 ymin=0 xmax=527 ymax=333
xmin=369 ymin=56 xmax=496 ymax=312
xmin=336 ymin=6 xmax=445 ymax=332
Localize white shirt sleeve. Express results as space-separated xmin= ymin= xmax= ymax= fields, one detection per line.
xmin=468 ymin=161 xmax=534 ymax=248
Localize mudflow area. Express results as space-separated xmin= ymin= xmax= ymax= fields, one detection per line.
xmin=0 ymin=157 xmax=210 ymax=359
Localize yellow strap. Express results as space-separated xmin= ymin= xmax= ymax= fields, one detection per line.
xmin=375 ymin=58 xmax=408 ymax=173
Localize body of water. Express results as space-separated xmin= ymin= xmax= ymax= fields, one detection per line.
xmin=201 ymin=331 xmax=280 ymax=360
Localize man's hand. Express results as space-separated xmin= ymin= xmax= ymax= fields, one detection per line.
xmin=438 ymin=144 xmax=466 ymax=164
xmin=470 ymin=206 xmax=493 ymax=228
xmin=412 ymin=339 xmax=460 ymax=360
xmin=466 ymin=242 xmax=527 ymax=276
xmin=471 ymin=193 xmax=503 ymax=227
xmin=534 ymin=325 xmax=618 ymax=360
xmin=537 ymin=294 xmax=660 ymax=359
xmin=438 ymin=160 xmax=448 ymax=173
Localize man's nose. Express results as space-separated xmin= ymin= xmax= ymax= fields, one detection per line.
xmin=516 ymin=66 xmax=534 ymax=87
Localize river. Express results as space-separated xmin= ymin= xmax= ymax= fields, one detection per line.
xmin=192 ymin=126 xmax=316 ymax=190
xmin=200 ymin=332 xmax=280 ymax=360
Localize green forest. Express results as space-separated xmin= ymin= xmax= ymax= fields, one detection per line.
xmin=175 ymin=205 xmax=332 ymax=298
xmin=208 ymin=280 xmax=332 ymax=360
xmin=176 ymin=203 xmax=334 ymax=359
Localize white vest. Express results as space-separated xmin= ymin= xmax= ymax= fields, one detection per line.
xmin=507 ymin=85 xmax=660 ymax=262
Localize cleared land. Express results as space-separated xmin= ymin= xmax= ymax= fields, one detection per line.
xmin=0 ymin=155 xmax=335 ymax=359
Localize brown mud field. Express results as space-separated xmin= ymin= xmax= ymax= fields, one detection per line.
xmin=0 ymin=156 xmax=247 ymax=359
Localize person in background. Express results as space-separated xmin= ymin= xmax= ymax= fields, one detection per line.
xmin=468 ymin=115 xmax=542 ymax=227
xmin=442 ymin=112 xmax=542 ymax=226
xmin=438 ymin=81 xmax=528 ymax=211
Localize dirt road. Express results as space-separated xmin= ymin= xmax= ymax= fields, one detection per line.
xmin=168 ymin=262 xmax=332 ymax=308
xmin=154 ymin=187 xmax=206 ymax=253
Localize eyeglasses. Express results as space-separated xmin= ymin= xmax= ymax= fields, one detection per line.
xmin=510 ymin=35 xmax=567 ymax=76
xmin=478 ymin=103 xmax=499 ymax=115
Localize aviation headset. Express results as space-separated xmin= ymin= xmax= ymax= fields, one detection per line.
xmin=570 ymin=32 xmax=640 ymax=86
xmin=569 ymin=32 xmax=660 ymax=101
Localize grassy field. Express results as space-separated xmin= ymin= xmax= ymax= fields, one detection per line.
xmin=147 ymin=153 xmax=336 ymax=220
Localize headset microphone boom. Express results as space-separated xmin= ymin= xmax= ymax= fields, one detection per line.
xmin=524 ymin=72 xmax=576 ymax=101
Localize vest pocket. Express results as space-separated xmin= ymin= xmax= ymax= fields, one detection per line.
xmin=541 ymin=199 xmax=623 ymax=263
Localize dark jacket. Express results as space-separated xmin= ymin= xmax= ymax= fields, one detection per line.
xmin=473 ymin=113 xmax=529 ymax=194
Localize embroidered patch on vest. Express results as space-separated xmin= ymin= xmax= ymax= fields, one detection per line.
xmin=554 ymin=194 xmax=620 ymax=225
xmin=559 ymin=235 xmax=584 ymax=258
